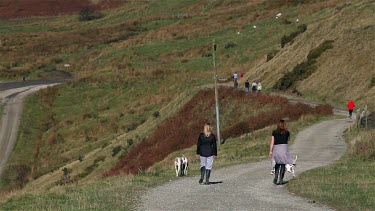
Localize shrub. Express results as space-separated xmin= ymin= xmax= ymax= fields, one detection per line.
xmin=292 ymin=88 xmax=303 ymax=96
xmin=266 ymin=50 xmax=280 ymax=62
xmin=140 ymin=116 xmax=147 ymax=124
xmin=15 ymin=165 xmax=31 ymax=188
xmin=112 ymin=145 xmax=122 ymax=157
xmin=297 ymin=24 xmax=307 ymax=32
xmin=78 ymin=6 xmax=104 ymax=21
xmin=49 ymin=166 xmax=59 ymax=173
xmin=314 ymin=104 xmax=333 ymax=115
xmin=127 ymin=139 xmax=134 ymax=146
xmin=85 ymin=136 xmax=98 ymax=142
xmin=94 ymin=155 xmax=106 ymax=164
xmin=153 ymin=111 xmax=160 ymax=118
xmin=370 ymin=76 xmax=375 ymax=88
xmin=202 ymin=52 xmax=212 ymax=57
xmin=307 ymin=40 xmax=334 ymax=60
xmin=281 ymin=24 xmax=307 ymax=48
xmin=101 ymin=142 xmax=110 ymax=149
xmin=224 ymin=42 xmax=237 ymax=49
xmin=78 ymin=154 xmax=85 ymax=162
xmin=62 ymin=167 xmax=72 ymax=176
xmin=280 ymin=18 xmax=292 ymax=25
xmin=75 ymin=163 xmax=98 ymax=179
xmin=336 ymin=3 xmax=351 ymax=11
xmin=274 ymin=40 xmax=334 ymax=90
xmin=127 ymin=123 xmax=139 ymax=132
xmin=56 ymin=168 xmax=73 ymax=186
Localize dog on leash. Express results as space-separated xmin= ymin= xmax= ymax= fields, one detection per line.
xmin=175 ymin=156 xmax=189 ymax=177
xmin=286 ymin=155 xmax=297 ymax=177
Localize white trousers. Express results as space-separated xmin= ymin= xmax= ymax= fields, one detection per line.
xmin=200 ymin=156 xmax=214 ymax=170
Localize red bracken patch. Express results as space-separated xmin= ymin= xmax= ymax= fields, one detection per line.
xmin=0 ymin=0 xmax=122 ymax=19
xmin=104 ymin=87 xmax=332 ymax=177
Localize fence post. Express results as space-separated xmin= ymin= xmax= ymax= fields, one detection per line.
xmin=356 ymin=108 xmax=361 ymax=129
xmin=365 ymin=105 xmax=368 ymax=129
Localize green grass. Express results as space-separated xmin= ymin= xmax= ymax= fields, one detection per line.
xmin=2 ymin=80 xmax=164 ymax=185
xmin=288 ymin=129 xmax=375 ymax=210
xmin=0 ymin=18 xmax=56 ymax=34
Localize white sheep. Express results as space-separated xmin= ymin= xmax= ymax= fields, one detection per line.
xmin=276 ymin=13 xmax=282 ymax=19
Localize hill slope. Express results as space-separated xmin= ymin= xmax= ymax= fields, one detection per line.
xmin=250 ymin=1 xmax=375 ymax=110
xmin=0 ymin=0 xmax=122 ymax=19
xmin=0 ymin=0 xmax=373 ymax=203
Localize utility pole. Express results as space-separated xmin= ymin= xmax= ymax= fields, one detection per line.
xmin=213 ymin=39 xmax=221 ymax=146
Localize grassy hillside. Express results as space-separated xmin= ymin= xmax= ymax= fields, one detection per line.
xmin=0 ymin=0 xmax=122 ymax=19
xmin=0 ymin=0 xmax=372 ymax=208
xmin=250 ymin=0 xmax=375 ymax=110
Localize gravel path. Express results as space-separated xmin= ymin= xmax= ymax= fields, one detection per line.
xmin=138 ymin=116 xmax=352 ymax=210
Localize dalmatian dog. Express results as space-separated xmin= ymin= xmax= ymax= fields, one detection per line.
xmin=271 ymin=155 xmax=297 ymax=177
xmin=286 ymin=155 xmax=297 ymax=177
xmin=181 ymin=156 xmax=189 ymax=175
xmin=175 ymin=156 xmax=189 ymax=177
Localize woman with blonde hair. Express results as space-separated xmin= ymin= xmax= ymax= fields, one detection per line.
xmin=196 ymin=123 xmax=217 ymax=185
xmin=269 ymin=119 xmax=294 ymax=185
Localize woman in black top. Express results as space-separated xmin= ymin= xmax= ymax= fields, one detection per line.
xmin=269 ymin=120 xmax=294 ymax=185
xmin=196 ymin=123 xmax=217 ymax=185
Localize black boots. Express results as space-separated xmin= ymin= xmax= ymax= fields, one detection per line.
xmin=199 ymin=167 xmax=211 ymax=185
xmin=274 ymin=164 xmax=286 ymax=185
xmin=204 ymin=169 xmax=211 ymax=185
xmin=273 ymin=164 xmax=280 ymax=184
xmin=273 ymin=164 xmax=286 ymax=185
xmin=279 ymin=164 xmax=286 ymax=185
xmin=199 ymin=167 xmax=205 ymax=184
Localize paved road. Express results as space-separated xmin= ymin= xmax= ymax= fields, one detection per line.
xmin=0 ymin=80 xmax=62 ymax=91
xmin=138 ymin=115 xmax=352 ymax=210
xmin=0 ymin=82 xmax=59 ymax=175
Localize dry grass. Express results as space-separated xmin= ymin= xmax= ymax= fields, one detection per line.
xmin=250 ymin=0 xmax=375 ymax=110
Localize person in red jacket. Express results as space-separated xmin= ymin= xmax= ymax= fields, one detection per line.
xmin=347 ymin=99 xmax=356 ymax=119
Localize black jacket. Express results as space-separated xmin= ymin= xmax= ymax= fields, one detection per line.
xmin=196 ymin=133 xmax=217 ymax=157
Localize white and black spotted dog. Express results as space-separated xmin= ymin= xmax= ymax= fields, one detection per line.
xmin=286 ymin=155 xmax=297 ymax=177
xmin=175 ymin=156 xmax=189 ymax=177
xmin=271 ymin=155 xmax=297 ymax=177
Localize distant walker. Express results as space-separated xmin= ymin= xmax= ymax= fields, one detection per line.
xmin=347 ymin=99 xmax=356 ymax=119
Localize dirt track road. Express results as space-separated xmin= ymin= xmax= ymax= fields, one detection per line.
xmin=0 ymin=82 xmax=59 ymax=175
xmin=139 ymin=114 xmax=352 ymax=210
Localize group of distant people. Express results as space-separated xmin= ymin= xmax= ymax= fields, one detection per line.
xmin=232 ymin=72 xmax=262 ymax=92
xmin=245 ymin=80 xmax=261 ymax=92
